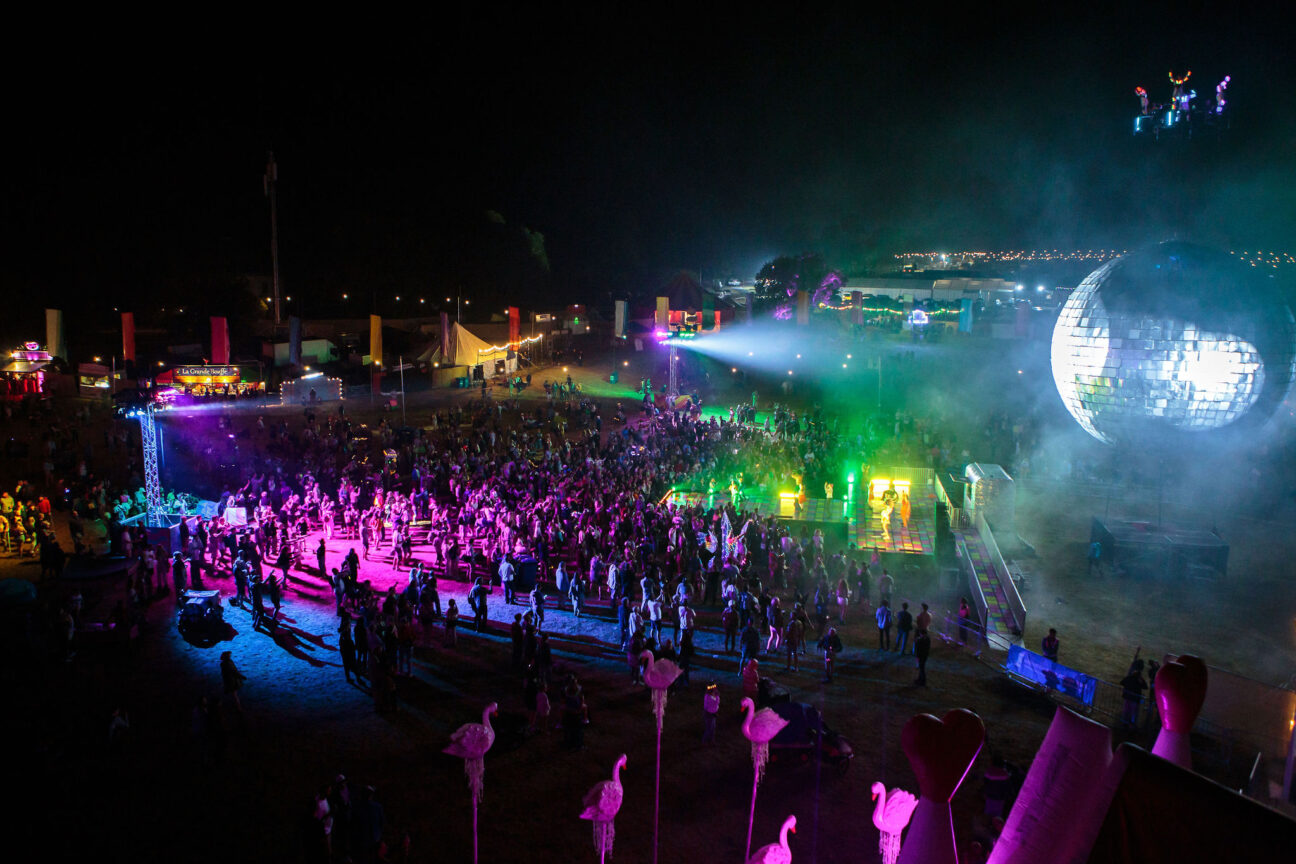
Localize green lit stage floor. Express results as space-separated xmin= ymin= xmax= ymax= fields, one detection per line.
xmin=855 ymin=495 xmax=936 ymax=555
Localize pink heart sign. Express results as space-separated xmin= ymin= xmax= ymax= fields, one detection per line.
xmin=901 ymin=708 xmax=986 ymax=802
xmin=1155 ymin=655 xmax=1207 ymax=734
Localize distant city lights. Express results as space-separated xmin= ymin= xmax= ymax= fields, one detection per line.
xmin=1230 ymin=250 xmax=1296 ymax=269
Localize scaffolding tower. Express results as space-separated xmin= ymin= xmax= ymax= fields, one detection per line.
xmin=136 ymin=404 xmax=164 ymax=525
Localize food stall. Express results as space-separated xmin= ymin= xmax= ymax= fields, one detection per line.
xmin=158 ymin=364 xmax=264 ymax=399
xmin=77 ymin=362 xmax=123 ymax=396
xmin=2 ymin=342 xmax=52 ymax=399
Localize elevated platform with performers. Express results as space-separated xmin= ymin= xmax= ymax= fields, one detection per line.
xmin=662 ymin=472 xmax=936 ymax=557
xmin=1133 ymin=69 xmax=1232 ymax=140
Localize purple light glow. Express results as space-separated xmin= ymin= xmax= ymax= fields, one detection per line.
xmin=813 ymin=272 xmax=843 ymax=308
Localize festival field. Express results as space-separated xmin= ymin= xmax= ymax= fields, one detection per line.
xmin=4 ymin=332 xmax=1295 ymax=863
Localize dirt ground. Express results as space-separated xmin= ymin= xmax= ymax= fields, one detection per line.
xmin=4 ymin=332 xmax=1295 ymax=863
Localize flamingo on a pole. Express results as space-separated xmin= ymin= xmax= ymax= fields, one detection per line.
xmin=580 ymin=753 xmax=628 ymax=863
xmin=740 ymin=697 xmax=789 ymax=861
xmin=745 ymin=814 xmax=797 ymax=864
xmin=443 ymin=701 xmax=498 ymax=864
xmin=870 ymin=781 xmax=918 ymax=864
xmin=640 ymin=649 xmax=681 ymax=864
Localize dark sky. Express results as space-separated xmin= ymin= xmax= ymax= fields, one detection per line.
xmin=4 ymin=4 xmax=1294 ymax=338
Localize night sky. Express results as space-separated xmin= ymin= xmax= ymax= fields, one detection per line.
xmin=5 ymin=5 xmax=1294 ymax=343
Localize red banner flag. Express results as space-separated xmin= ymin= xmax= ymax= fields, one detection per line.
xmin=122 ymin=312 xmax=136 ymax=362
xmin=210 ymin=316 xmax=230 ymax=365
xmin=508 ymin=306 xmax=520 ymax=349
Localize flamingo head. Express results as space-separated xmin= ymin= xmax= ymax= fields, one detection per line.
xmin=614 ymin=753 xmax=628 ymax=776
xmin=483 ymin=702 xmax=499 ymax=723
xmin=871 ymin=780 xmax=886 ymax=801
xmin=779 ymin=814 xmax=797 ymax=848
xmin=740 ymin=696 xmax=755 ymax=715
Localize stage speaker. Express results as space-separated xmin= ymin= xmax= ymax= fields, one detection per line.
xmin=935 ymin=502 xmax=952 ymax=549
xmin=146 ymin=523 xmax=181 ymax=559
xmin=515 ymin=557 xmax=539 ymax=592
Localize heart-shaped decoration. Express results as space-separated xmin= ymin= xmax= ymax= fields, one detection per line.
xmin=1155 ymin=654 xmax=1208 ymax=734
xmin=901 ymin=708 xmax=985 ymax=802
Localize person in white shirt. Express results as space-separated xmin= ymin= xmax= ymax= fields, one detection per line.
xmin=646 ymin=593 xmax=664 ymax=643
xmin=678 ymin=601 xmax=695 ymax=646
xmin=498 ymin=557 xmax=516 ymax=604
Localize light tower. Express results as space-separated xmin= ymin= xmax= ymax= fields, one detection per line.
xmin=117 ymin=395 xmax=180 ymax=556
xmin=135 ymin=402 xmax=164 ymax=523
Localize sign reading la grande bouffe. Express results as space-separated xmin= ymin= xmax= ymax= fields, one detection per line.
xmin=174 ymin=365 xmax=239 ymax=381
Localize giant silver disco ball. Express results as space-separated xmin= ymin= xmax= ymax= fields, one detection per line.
xmin=1050 ymin=242 xmax=1296 ymax=444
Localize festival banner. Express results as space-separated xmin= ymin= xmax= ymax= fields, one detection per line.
xmin=122 ymin=312 xmax=136 ymax=362
xmin=210 ymin=316 xmax=230 ymax=365
xmin=655 ymin=296 xmax=669 ymax=329
xmin=288 ymin=315 xmax=302 ymax=366
xmin=45 ymin=308 xmax=66 ymax=360
xmin=508 ymin=306 xmax=520 ymax=349
xmin=1004 ymin=645 xmax=1097 ymax=706
xmin=439 ymin=312 xmax=452 ymax=366
xmin=369 ymin=315 xmax=383 ymax=367
xmin=614 ymin=300 xmax=626 ymax=338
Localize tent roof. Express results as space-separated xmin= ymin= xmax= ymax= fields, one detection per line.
xmin=431 ymin=322 xmax=510 ymax=367
xmin=2 ymin=360 xmax=49 ymax=374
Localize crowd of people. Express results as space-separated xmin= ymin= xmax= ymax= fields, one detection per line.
xmin=0 ymin=358 xmax=1191 ymax=864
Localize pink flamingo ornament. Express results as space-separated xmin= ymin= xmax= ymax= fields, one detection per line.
xmin=443 ymin=701 xmax=498 ymax=864
xmin=746 ymin=814 xmax=797 ymax=864
xmin=740 ymin=697 xmax=790 ymax=859
xmin=640 ymin=650 xmax=681 ymax=864
xmin=871 ymin=781 xmax=919 ymax=864
xmin=580 ymin=753 xmax=628 ymax=863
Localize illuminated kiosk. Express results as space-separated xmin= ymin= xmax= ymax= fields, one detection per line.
xmin=2 ymin=342 xmax=53 ymax=398
xmin=1051 ymin=242 xmax=1296 ymax=447
xmin=281 ymin=373 xmax=344 ymax=404
xmin=162 ymin=364 xmax=264 ymax=397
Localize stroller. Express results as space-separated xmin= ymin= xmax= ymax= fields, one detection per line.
xmin=766 ymin=701 xmax=855 ymax=777
xmin=178 ymin=589 xmax=224 ymax=639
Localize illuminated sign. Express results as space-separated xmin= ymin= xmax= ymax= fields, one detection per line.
xmin=11 ymin=344 xmax=52 ymax=361
xmin=174 ymin=365 xmax=240 ymax=384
